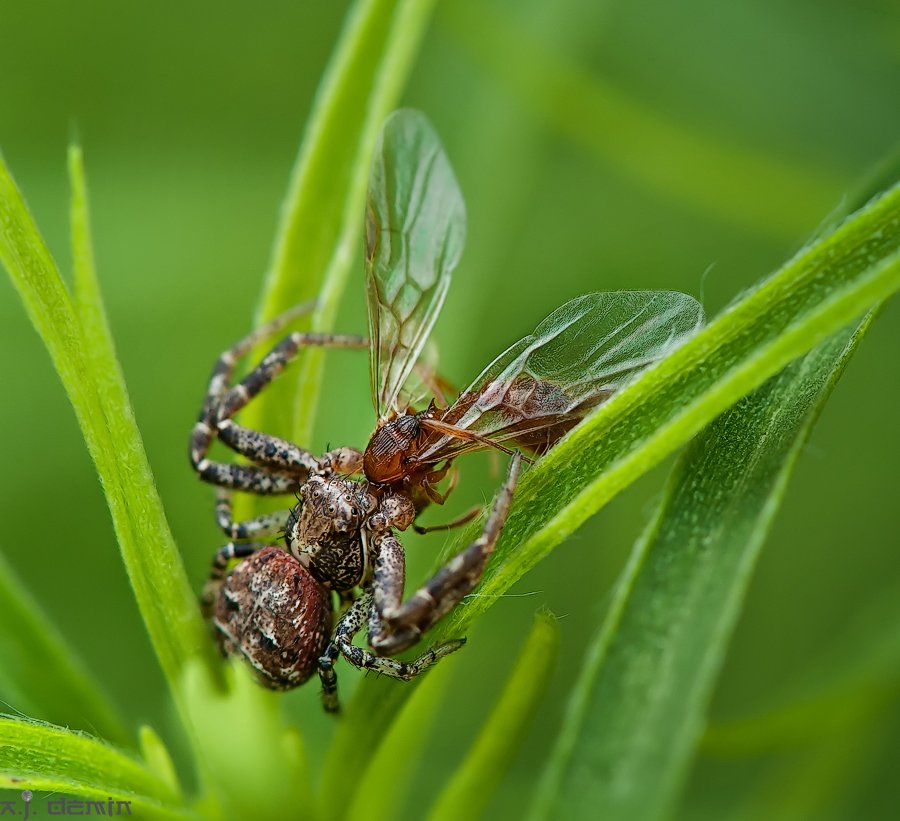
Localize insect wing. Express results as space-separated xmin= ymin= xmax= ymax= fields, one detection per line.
xmin=365 ymin=109 xmax=466 ymax=420
xmin=418 ymin=291 xmax=705 ymax=461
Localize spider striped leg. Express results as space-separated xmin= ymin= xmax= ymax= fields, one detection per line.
xmin=318 ymin=593 xmax=465 ymax=714
xmin=189 ymin=303 xmax=367 ymax=492
xmin=369 ymin=452 xmax=521 ymax=655
xmin=213 ymin=488 xmax=291 ymax=540
xmin=200 ymin=541 xmax=265 ymax=618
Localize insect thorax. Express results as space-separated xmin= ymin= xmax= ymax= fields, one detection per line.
xmin=363 ymin=413 xmax=425 ymax=484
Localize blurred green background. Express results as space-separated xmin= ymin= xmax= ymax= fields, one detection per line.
xmin=2 ymin=1 xmax=899 ymax=817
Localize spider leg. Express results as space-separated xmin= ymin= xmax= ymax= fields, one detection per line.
xmin=213 ymin=488 xmax=291 ymax=540
xmin=318 ymin=593 xmax=465 ymax=714
xmin=189 ymin=304 xmax=367 ymax=492
xmin=369 ymin=452 xmax=521 ymax=655
xmin=200 ymin=541 xmax=267 ymax=618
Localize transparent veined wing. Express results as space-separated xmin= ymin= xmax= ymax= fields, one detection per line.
xmin=416 ymin=291 xmax=705 ymax=462
xmin=365 ymin=109 xmax=466 ymax=421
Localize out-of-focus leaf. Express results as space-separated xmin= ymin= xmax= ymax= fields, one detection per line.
xmin=0 ymin=549 xmax=129 ymax=745
xmin=428 ymin=610 xmax=560 ymax=821
xmin=339 ymin=653 xmax=455 ymax=821
xmin=442 ymin=1 xmax=845 ymax=240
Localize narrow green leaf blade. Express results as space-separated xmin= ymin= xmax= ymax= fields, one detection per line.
xmin=436 ymin=182 xmax=900 ymax=643
xmin=0 ymin=549 xmax=129 ymax=745
xmin=0 ymin=716 xmax=190 ymax=819
xmin=428 ymin=610 xmax=560 ymax=821
xmin=0 ymin=154 xmax=210 ymax=696
xmin=340 ymin=655 xmax=455 ymax=821
xmin=64 ymin=147 xmax=213 ymax=688
xmin=246 ymin=0 xmax=439 ymax=447
xmin=528 ymin=315 xmax=874 ymax=820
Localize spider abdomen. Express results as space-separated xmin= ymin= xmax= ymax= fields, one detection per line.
xmin=213 ymin=547 xmax=332 ymax=690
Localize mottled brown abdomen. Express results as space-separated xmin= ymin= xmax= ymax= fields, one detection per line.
xmin=214 ymin=547 xmax=332 ymax=689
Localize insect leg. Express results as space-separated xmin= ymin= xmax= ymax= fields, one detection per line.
xmin=413 ymin=505 xmax=481 ymax=535
xmin=371 ymin=452 xmax=521 ymax=655
xmin=213 ymin=488 xmax=291 ymax=540
xmin=200 ymin=541 xmax=266 ymax=618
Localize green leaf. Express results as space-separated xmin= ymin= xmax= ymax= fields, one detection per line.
xmin=138 ymin=726 xmax=182 ymax=802
xmin=245 ymin=0 xmax=440 ymax=449
xmin=319 ymin=677 xmax=408 ymax=813
xmin=181 ymin=660 xmax=312 ymax=820
xmin=341 ymin=653 xmax=455 ymax=821
xmin=527 ymin=314 xmax=876 ymax=819
xmin=0 ymin=549 xmax=129 ymax=745
xmin=524 ymin=157 xmax=900 ymax=820
xmin=427 ymin=610 xmax=560 ymax=821
xmin=0 ymin=716 xmax=191 ymax=819
xmin=435 ymin=182 xmax=900 ymax=645
xmin=0 ymin=153 xmax=211 ymax=700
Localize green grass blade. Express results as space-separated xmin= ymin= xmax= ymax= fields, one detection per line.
xmin=63 ymin=147 xmax=213 ymax=689
xmin=319 ymin=677 xmax=408 ymax=813
xmin=0 ymin=716 xmax=191 ymax=819
xmin=340 ymin=656 xmax=455 ymax=821
xmin=0 ymin=154 xmax=209 ymax=689
xmin=527 ymin=313 xmax=875 ymax=820
xmin=247 ymin=0 xmax=438 ymax=447
xmin=0 ymin=549 xmax=129 ymax=745
xmin=442 ymin=2 xmax=845 ymax=240
xmin=428 ymin=610 xmax=560 ymax=821
xmin=435 ymin=182 xmax=900 ymax=644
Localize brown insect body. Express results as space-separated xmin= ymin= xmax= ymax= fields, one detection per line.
xmin=362 ymin=374 xmax=611 ymax=496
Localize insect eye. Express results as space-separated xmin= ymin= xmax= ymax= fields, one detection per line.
xmin=328 ymin=505 xmax=336 ymax=515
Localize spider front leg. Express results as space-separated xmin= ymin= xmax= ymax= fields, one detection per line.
xmin=369 ymin=451 xmax=522 ymax=655
xmin=189 ymin=303 xmax=367 ymax=494
xmin=318 ymin=594 xmax=464 ymax=714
